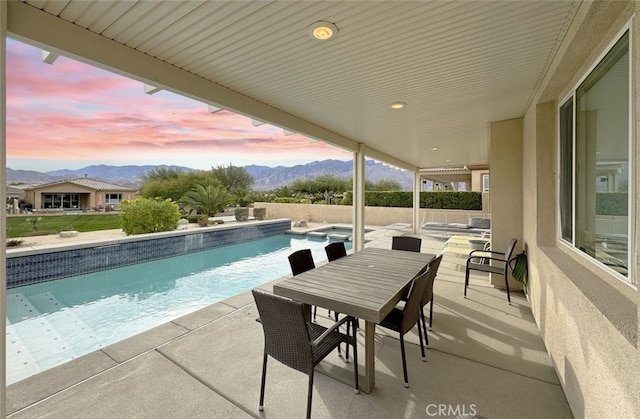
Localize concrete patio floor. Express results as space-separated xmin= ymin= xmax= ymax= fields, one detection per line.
xmin=6 ymin=227 xmax=573 ymax=418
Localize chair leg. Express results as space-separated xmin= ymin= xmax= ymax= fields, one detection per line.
xmin=421 ymin=311 xmax=429 ymax=348
xmin=313 ymin=305 xmax=317 ymax=321
xmin=399 ymin=334 xmax=409 ymax=388
xmin=306 ymin=374 xmax=314 ymax=419
xmin=417 ymin=318 xmax=426 ymax=362
xmin=504 ymin=272 xmax=511 ymax=304
xmin=429 ymin=296 xmax=434 ymax=330
xmin=464 ymin=266 xmax=470 ymax=297
xmin=259 ymin=353 xmax=268 ymax=411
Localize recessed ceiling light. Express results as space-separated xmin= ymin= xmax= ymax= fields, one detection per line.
xmin=445 ymin=159 xmax=451 ymax=162
xmin=429 ymin=147 xmax=439 ymax=151
xmin=389 ymin=102 xmax=406 ymax=110
xmin=309 ymin=21 xmax=338 ymax=40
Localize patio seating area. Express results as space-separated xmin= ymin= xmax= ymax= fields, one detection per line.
xmin=6 ymin=229 xmax=572 ymax=418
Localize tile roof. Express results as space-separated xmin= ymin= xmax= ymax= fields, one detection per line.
xmin=25 ymin=177 xmax=137 ymax=191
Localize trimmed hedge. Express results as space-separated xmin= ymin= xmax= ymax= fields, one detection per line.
xmin=596 ymin=192 xmax=628 ymax=216
xmin=274 ymin=197 xmax=301 ymax=203
xmin=341 ymin=191 xmax=482 ymax=210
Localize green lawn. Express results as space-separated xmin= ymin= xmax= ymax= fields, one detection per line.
xmin=6 ymin=213 xmax=122 ymax=238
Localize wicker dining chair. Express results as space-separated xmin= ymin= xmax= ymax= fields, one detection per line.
xmin=391 ymin=236 xmax=422 ymax=252
xmin=399 ymin=255 xmax=443 ymax=341
xmin=419 ymin=254 xmax=443 ymax=346
xmin=377 ymin=269 xmax=430 ymax=388
xmin=324 ymin=241 xmax=347 ymax=261
xmin=287 ymin=249 xmax=322 ymax=321
xmin=252 ymin=289 xmax=359 ymax=419
xmin=288 ymin=248 xmax=316 ymax=276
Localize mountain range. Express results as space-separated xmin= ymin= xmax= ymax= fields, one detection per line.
xmin=6 ymin=160 xmax=413 ymax=191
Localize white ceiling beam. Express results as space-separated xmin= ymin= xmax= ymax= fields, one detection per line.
xmin=143 ymin=84 xmax=161 ymax=95
xmin=41 ymin=49 xmax=59 ymax=64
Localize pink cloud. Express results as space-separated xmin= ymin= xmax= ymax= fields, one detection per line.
xmin=7 ymin=39 xmax=351 ymax=170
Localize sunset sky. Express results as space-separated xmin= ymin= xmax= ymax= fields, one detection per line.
xmin=6 ymin=38 xmax=352 ymax=172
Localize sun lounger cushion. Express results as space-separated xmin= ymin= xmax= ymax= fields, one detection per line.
xmin=423 ymin=222 xmax=446 ymax=227
xmin=421 ymin=218 xmax=490 ymax=235
xmin=447 ymin=223 xmax=470 ymax=229
xmin=469 ymin=217 xmax=490 ymax=229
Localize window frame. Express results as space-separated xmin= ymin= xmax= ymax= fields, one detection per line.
xmin=482 ymin=174 xmax=490 ymax=193
xmin=556 ymin=24 xmax=636 ymax=288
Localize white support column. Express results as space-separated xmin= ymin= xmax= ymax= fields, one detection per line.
xmin=352 ymin=144 xmax=366 ymax=250
xmin=1 ymin=0 xmax=8 ymax=415
xmin=413 ymin=172 xmax=421 ymax=233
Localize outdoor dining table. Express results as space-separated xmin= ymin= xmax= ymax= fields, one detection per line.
xmin=273 ymin=246 xmax=435 ymax=393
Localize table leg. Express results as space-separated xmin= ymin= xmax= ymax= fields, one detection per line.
xmin=363 ymin=320 xmax=376 ymax=393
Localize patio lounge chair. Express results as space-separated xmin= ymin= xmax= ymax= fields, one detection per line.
xmin=384 ymin=222 xmax=412 ymax=236
xmin=252 ymin=289 xmax=359 ymax=419
xmin=464 ymin=238 xmax=517 ymax=304
xmin=421 ymin=217 xmax=490 ymax=237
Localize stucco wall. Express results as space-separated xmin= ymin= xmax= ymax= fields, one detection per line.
xmin=254 ymin=202 xmax=487 ymax=228
xmin=522 ymin=1 xmax=639 ymax=417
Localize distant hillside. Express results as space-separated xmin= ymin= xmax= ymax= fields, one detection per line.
xmin=245 ymin=160 xmax=412 ymax=190
xmin=7 ymin=160 xmax=413 ymax=190
xmin=46 ymin=164 xmax=191 ymax=183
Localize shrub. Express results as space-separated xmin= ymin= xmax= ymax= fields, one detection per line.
xmin=235 ymin=208 xmax=249 ymax=221
xmin=253 ymin=207 xmax=266 ymax=220
xmin=120 ymin=198 xmax=181 ymax=235
xmin=6 ymin=239 xmax=24 ymax=247
xmin=273 ymin=197 xmax=300 ymax=203
xmin=183 ymin=215 xmax=199 ymax=223
xmin=197 ymin=214 xmax=209 ymax=227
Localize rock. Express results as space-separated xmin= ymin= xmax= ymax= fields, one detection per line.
xmin=59 ymin=230 xmax=79 ymax=238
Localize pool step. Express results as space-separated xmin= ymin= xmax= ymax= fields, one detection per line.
xmin=327 ymin=233 xmax=351 ymax=241
xmin=28 ymin=292 xmax=100 ymax=355
xmin=307 ymin=231 xmax=327 ymax=238
xmin=5 ymin=317 xmax=40 ymax=384
xmin=6 ymin=292 xmax=85 ymax=384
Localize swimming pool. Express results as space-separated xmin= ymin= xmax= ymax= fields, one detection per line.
xmin=6 ymin=234 xmax=351 ymax=384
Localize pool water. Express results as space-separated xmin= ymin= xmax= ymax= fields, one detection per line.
xmin=6 ymin=234 xmax=351 ymax=384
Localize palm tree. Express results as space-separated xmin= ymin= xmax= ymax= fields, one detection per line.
xmin=180 ymin=184 xmax=234 ymax=216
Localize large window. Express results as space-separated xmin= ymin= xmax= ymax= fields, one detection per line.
xmin=559 ymin=30 xmax=634 ymax=285
xmin=105 ymin=193 xmax=123 ymax=205
xmin=42 ymin=193 xmax=80 ymax=209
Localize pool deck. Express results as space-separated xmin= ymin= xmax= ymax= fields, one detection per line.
xmin=5 ymin=223 xmax=573 ymax=418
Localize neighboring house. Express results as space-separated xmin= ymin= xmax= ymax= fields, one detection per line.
xmin=23 ymin=177 xmax=137 ymax=210
xmin=419 ymin=164 xmax=489 ymax=192
xmin=5 ymin=185 xmax=26 ymax=201
xmin=5 ymin=185 xmax=26 ymax=214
